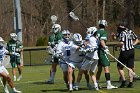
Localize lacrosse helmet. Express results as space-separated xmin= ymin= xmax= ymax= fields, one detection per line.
xmin=0 ymin=37 xmax=4 ymax=49
xmin=87 ymin=27 xmax=97 ymax=35
xmin=73 ymin=33 xmax=82 ymax=45
xmin=10 ymin=33 xmax=17 ymax=41
xmin=62 ymin=30 xmax=70 ymax=40
xmin=51 ymin=24 xmax=61 ymax=33
xmin=98 ymin=20 xmax=107 ymax=26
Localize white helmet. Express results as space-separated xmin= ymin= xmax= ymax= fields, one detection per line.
xmin=51 ymin=24 xmax=61 ymax=33
xmin=62 ymin=30 xmax=70 ymax=40
xmin=98 ymin=20 xmax=107 ymax=26
xmin=0 ymin=37 xmax=4 ymax=42
xmin=73 ymin=33 xmax=82 ymax=45
xmin=10 ymin=33 xmax=17 ymax=41
xmin=73 ymin=33 xmax=82 ymax=42
xmin=87 ymin=27 xmax=97 ymax=35
xmin=0 ymin=37 xmax=4 ymax=48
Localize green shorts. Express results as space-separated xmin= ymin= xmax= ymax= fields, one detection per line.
xmin=10 ymin=55 xmax=21 ymax=68
xmin=98 ymin=50 xmax=110 ymax=67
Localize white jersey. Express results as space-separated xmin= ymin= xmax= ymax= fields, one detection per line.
xmin=86 ymin=36 xmax=99 ymax=59
xmin=56 ymin=40 xmax=73 ymax=61
xmin=69 ymin=42 xmax=84 ymax=62
xmin=0 ymin=47 xmax=9 ymax=66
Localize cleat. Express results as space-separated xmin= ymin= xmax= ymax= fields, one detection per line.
xmin=73 ymin=85 xmax=79 ymax=90
xmin=127 ymin=82 xmax=134 ymax=88
xmin=107 ymin=85 xmax=118 ymax=89
xmin=14 ymin=77 xmax=16 ymax=81
xmin=4 ymin=86 xmax=9 ymax=93
xmin=69 ymin=88 xmax=73 ymax=92
xmin=95 ymin=86 xmax=99 ymax=90
xmin=66 ymin=84 xmax=69 ymax=90
xmin=119 ymin=81 xmax=127 ymax=88
xmin=45 ymin=80 xmax=54 ymax=84
xmin=87 ymin=84 xmax=93 ymax=90
xmin=13 ymin=89 xmax=22 ymax=93
xmin=17 ymin=75 xmax=22 ymax=81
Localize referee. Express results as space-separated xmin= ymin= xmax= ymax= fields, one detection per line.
xmin=117 ymin=24 xmax=139 ymax=88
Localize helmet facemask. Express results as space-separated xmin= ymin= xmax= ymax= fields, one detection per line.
xmin=10 ymin=33 xmax=17 ymax=41
xmin=62 ymin=30 xmax=71 ymax=41
xmin=73 ymin=33 xmax=82 ymax=46
xmin=51 ymin=24 xmax=61 ymax=34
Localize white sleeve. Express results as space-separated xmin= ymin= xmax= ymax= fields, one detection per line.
xmin=56 ymin=42 xmax=63 ymax=54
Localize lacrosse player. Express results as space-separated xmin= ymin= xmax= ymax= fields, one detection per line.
xmin=55 ymin=30 xmax=73 ymax=91
xmin=96 ymin=20 xmax=118 ymax=89
xmin=74 ymin=27 xmax=99 ymax=91
xmin=46 ymin=24 xmax=63 ymax=84
xmin=116 ymin=23 xmax=139 ymax=88
xmin=67 ymin=33 xmax=92 ymax=91
xmin=7 ymin=33 xmax=23 ymax=81
xmin=0 ymin=37 xmax=21 ymax=93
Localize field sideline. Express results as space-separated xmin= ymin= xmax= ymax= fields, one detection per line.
xmin=0 ymin=61 xmax=140 ymax=93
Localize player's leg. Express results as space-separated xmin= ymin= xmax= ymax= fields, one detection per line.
xmin=83 ymin=70 xmax=93 ymax=90
xmin=11 ymin=64 xmax=17 ymax=81
xmin=127 ymin=51 xmax=135 ymax=88
xmin=68 ymin=66 xmax=74 ymax=91
xmin=101 ymin=54 xmax=117 ymax=89
xmin=89 ymin=71 xmax=98 ymax=90
xmin=96 ymin=63 xmax=103 ymax=88
xmin=46 ymin=57 xmax=58 ymax=84
xmin=89 ymin=59 xmax=99 ymax=90
xmin=0 ymin=66 xmax=21 ymax=93
xmin=10 ymin=55 xmax=17 ymax=81
xmin=16 ymin=56 xmax=22 ymax=81
xmin=117 ymin=52 xmax=127 ymax=88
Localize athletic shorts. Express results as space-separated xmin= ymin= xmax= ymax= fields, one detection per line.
xmin=81 ymin=58 xmax=98 ymax=72
xmin=0 ymin=66 xmax=9 ymax=74
xmin=98 ymin=52 xmax=110 ymax=67
xmin=10 ymin=55 xmax=21 ymax=68
xmin=52 ymin=57 xmax=59 ymax=63
xmin=69 ymin=60 xmax=82 ymax=70
xmin=117 ymin=49 xmax=134 ymax=69
xmin=59 ymin=61 xmax=68 ymax=72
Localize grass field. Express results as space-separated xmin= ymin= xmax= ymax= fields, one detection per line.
xmin=0 ymin=61 xmax=140 ymax=93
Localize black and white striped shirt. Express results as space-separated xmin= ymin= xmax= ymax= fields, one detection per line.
xmin=119 ymin=30 xmax=138 ymax=51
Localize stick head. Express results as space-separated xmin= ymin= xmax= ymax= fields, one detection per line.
xmin=69 ymin=12 xmax=79 ymax=21
xmin=51 ymin=15 xmax=58 ymax=24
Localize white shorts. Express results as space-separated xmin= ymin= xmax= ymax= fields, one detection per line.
xmin=69 ymin=60 xmax=82 ymax=70
xmin=0 ymin=66 xmax=9 ymax=74
xmin=81 ymin=58 xmax=98 ymax=72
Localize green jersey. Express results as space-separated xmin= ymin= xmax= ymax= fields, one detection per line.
xmin=97 ymin=29 xmax=108 ymax=49
xmin=97 ymin=28 xmax=110 ymax=66
xmin=48 ymin=32 xmax=63 ymax=48
xmin=7 ymin=39 xmax=23 ymax=54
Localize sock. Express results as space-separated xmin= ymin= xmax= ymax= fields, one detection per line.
xmin=94 ymin=82 xmax=98 ymax=88
xmin=105 ymin=73 xmax=110 ymax=81
xmin=13 ymin=87 xmax=16 ymax=91
xmin=14 ymin=75 xmax=16 ymax=78
xmin=69 ymin=83 xmax=73 ymax=89
xmin=50 ymin=72 xmax=55 ymax=81
xmin=107 ymin=80 xmax=111 ymax=86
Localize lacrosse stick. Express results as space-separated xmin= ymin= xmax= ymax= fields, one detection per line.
xmin=69 ymin=11 xmax=87 ymax=28
xmin=107 ymin=52 xmax=139 ymax=77
xmin=51 ymin=15 xmax=58 ymax=25
xmin=59 ymin=1 xmax=82 ymax=24
xmin=0 ymin=77 xmax=4 ymax=87
xmin=60 ymin=58 xmax=75 ymax=69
